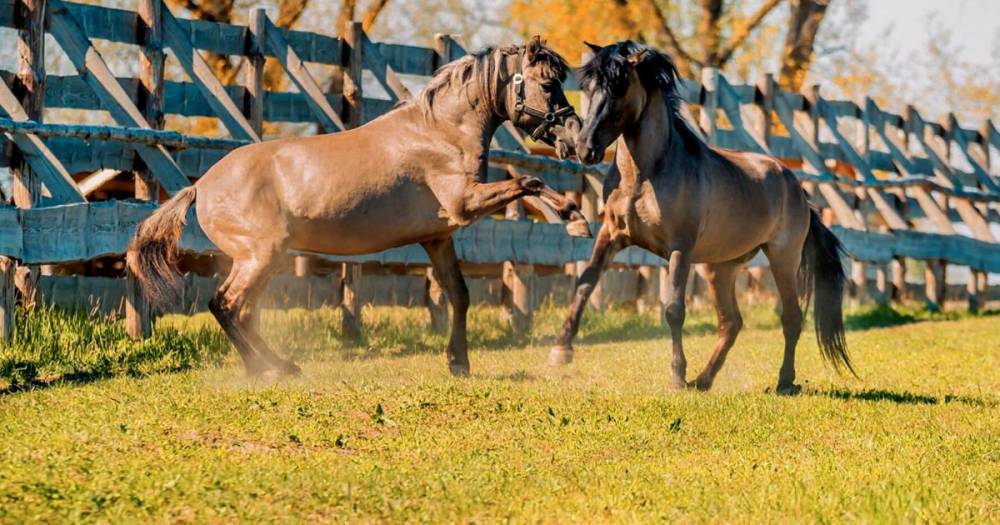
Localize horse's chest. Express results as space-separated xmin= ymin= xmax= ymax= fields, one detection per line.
xmin=608 ymin=185 xmax=663 ymax=244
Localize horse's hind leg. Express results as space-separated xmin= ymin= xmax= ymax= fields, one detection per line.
xmin=664 ymin=249 xmax=692 ymax=389
xmin=765 ymin=246 xmax=804 ymax=395
xmin=211 ymin=256 xmax=299 ymax=378
xmin=421 ymin=237 xmax=471 ymax=376
xmin=550 ymin=225 xmax=620 ymax=365
xmin=210 ymin=264 xmax=270 ymax=375
xmin=691 ymin=261 xmax=743 ymax=391
xmin=235 ymin=262 xmax=301 ymax=377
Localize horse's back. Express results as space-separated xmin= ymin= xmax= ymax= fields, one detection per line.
xmin=684 ymin=147 xmax=807 ymax=262
xmin=194 ymin=111 xmax=453 ymax=257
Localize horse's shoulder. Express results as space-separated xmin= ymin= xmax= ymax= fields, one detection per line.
xmin=712 ymin=147 xmax=785 ymax=179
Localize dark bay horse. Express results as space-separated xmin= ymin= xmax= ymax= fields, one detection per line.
xmin=551 ymin=41 xmax=852 ymax=394
xmin=128 ymin=37 xmax=588 ymax=378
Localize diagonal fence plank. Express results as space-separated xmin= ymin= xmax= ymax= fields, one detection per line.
xmin=0 ymin=79 xmax=84 ymax=204
xmin=773 ymin=91 xmax=865 ymax=230
xmin=253 ymin=10 xmax=345 ymax=133
xmin=160 ymin=5 xmax=260 ymax=142
xmin=47 ymin=0 xmax=190 ymax=194
xmin=817 ymin=99 xmax=908 ymax=231
xmin=361 ymin=31 xmax=413 ymax=102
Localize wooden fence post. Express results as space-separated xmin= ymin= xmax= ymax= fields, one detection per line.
xmin=502 ymin=201 xmax=532 ymax=333
xmin=339 ymin=21 xmax=365 ymax=337
xmin=7 ymin=0 xmax=47 ymax=318
xmin=246 ymin=9 xmax=266 ymax=134
xmin=658 ymin=266 xmax=670 ymax=326
xmin=126 ymin=0 xmax=165 ymax=339
xmin=890 ymin=258 xmax=907 ymax=303
xmin=340 ymin=262 xmax=362 ymax=338
xmin=699 ymin=68 xmax=719 ymax=145
xmin=0 ymin=256 xmax=13 ymax=338
xmin=635 ymin=265 xmax=657 ymax=314
xmin=924 ymin=259 xmax=946 ymax=311
xmin=425 ymin=267 xmax=449 ymax=332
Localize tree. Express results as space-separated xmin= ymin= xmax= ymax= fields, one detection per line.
xmin=777 ymin=0 xmax=831 ymax=91
xmin=507 ymin=0 xmax=834 ymax=90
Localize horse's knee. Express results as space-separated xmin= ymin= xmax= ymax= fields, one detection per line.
xmin=780 ymin=307 xmax=803 ymax=336
xmin=720 ymin=314 xmax=743 ymax=339
xmin=664 ymin=301 xmax=686 ymax=328
xmin=209 ymin=295 xmax=229 ymax=318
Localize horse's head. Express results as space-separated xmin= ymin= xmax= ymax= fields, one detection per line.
xmin=576 ymin=41 xmax=679 ymax=165
xmin=500 ymin=36 xmax=581 ymax=160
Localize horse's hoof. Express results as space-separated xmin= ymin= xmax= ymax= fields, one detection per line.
xmin=776 ymin=383 xmax=802 ymax=396
xmin=519 ymin=176 xmax=544 ymax=193
xmin=449 ymin=363 xmax=470 ymax=377
xmin=687 ymin=378 xmax=712 ymax=392
xmin=281 ymin=360 xmax=303 ymax=377
xmin=565 ymin=218 xmax=591 ymax=238
xmin=548 ymin=346 xmax=574 ymax=365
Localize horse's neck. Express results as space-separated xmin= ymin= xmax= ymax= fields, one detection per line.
xmin=424 ymin=85 xmax=503 ymax=177
xmin=616 ymin=93 xmax=675 ymax=192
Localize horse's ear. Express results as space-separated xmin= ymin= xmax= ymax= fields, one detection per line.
xmin=584 ymin=41 xmax=603 ymax=54
xmin=526 ymin=35 xmax=544 ymax=61
xmin=627 ymin=49 xmax=652 ymax=67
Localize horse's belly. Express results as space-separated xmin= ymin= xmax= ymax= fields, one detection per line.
xmin=286 ymin=188 xmax=452 ymax=255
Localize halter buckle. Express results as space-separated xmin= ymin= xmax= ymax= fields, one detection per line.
xmin=512 ymin=73 xmax=524 ymax=85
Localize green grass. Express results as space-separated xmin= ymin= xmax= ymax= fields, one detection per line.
xmin=0 ymin=303 xmax=997 ymax=523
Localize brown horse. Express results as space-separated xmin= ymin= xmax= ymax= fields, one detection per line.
xmin=128 ymin=37 xmax=588 ymax=378
xmin=551 ymin=41 xmax=852 ymax=394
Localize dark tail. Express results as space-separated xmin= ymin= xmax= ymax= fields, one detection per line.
xmin=125 ymin=186 xmax=197 ymax=312
xmin=800 ymin=209 xmax=854 ymax=376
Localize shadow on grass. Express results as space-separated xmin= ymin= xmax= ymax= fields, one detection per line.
xmin=845 ymin=305 xmax=999 ymax=332
xmin=809 ymin=387 xmax=996 ymax=408
xmin=0 ymin=370 xmax=111 ymax=397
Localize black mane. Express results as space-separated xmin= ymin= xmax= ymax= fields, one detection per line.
xmin=579 ymin=40 xmax=680 ymax=111
xmin=579 ymin=40 xmax=701 ymax=155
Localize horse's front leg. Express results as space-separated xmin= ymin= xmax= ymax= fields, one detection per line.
xmin=664 ymin=249 xmax=692 ymax=389
xmin=421 ymin=237 xmax=471 ymax=376
xmin=550 ymin=224 xmax=621 ymax=364
xmin=451 ymin=177 xmax=543 ymax=225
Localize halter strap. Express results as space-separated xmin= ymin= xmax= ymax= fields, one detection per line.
xmin=511 ymin=69 xmax=575 ymax=141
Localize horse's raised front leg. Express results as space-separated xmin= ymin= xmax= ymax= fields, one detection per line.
xmin=450 ymin=177 xmax=543 ymax=225
xmin=421 ymin=237 xmax=471 ymax=376
xmin=691 ymin=261 xmax=743 ymax=391
xmin=664 ymin=249 xmax=692 ymax=389
xmin=449 ymin=177 xmax=589 ymax=236
xmin=550 ymin=224 xmax=620 ymax=365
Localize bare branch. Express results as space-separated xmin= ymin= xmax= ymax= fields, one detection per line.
xmin=275 ymin=0 xmax=310 ymax=28
xmin=361 ymin=0 xmax=390 ymax=33
xmin=635 ymin=0 xmax=700 ymax=75
xmin=714 ymin=0 xmax=782 ymax=66
xmin=779 ymin=0 xmax=831 ymax=91
xmin=337 ymin=0 xmax=358 ymax=37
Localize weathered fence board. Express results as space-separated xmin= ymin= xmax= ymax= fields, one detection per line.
xmin=0 ymin=0 xmax=996 ymax=332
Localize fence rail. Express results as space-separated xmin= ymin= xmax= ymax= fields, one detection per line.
xmin=0 ymin=0 xmax=998 ymax=338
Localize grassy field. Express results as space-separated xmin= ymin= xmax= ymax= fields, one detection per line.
xmin=0 ymin=303 xmax=997 ymax=523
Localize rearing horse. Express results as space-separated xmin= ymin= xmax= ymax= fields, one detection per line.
xmin=551 ymin=41 xmax=852 ymax=394
xmin=128 ymin=37 xmax=588 ymax=379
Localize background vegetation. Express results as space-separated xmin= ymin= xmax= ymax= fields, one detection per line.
xmin=0 ymin=304 xmax=997 ymax=522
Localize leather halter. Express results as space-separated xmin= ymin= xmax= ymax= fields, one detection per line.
xmin=510 ymin=68 xmax=576 ymax=141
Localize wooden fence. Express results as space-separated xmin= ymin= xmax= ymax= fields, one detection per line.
xmin=0 ymin=0 xmax=997 ymax=339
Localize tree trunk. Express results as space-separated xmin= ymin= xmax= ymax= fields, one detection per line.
xmin=778 ymin=0 xmax=831 ymax=91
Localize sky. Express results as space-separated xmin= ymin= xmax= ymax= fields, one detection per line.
xmin=861 ymin=0 xmax=1000 ymax=67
